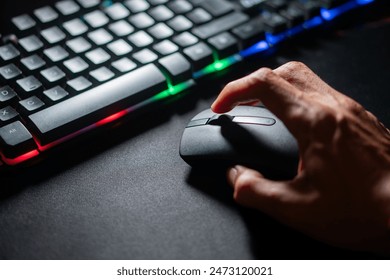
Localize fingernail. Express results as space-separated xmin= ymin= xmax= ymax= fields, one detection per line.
xmin=227 ymin=166 xmax=238 ymax=186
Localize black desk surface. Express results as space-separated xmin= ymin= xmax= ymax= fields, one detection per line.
xmin=1 ymin=15 xmax=390 ymax=260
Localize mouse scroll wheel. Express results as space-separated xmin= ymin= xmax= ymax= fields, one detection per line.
xmin=207 ymin=114 xmax=234 ymax=125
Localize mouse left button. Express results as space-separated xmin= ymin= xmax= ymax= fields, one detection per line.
xmin=186 ymin=118 xmax=209 ymax=128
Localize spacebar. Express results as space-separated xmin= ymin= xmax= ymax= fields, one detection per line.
xmin=29 ymin=64 xmax=167 ymax=145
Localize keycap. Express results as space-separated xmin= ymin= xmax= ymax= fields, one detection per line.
xmin=183 ymin=42 xmax=214 ymax=71
xmin=67 ymin=76 xmax=92 ymax=93
xmin=43 ymin=86 xmax=69 ymax=102
xmin=192 ymin=12 xmax=249 ymax=39
xmin=173 ymin=32 xmax=199 ymax=47
xmin=89 ymin=67 xmax=115 ymax=83
xmin=208 ymin=32 xmax=239 ymax=59
xmin=111 ymin=58 xmax=137 ymax=73
xmin=129 ymin=13 xmax=155 ymax=29
xmin=66 ymin=37 xmax=92 ymax=54
xmin=33 ymin=6 xmax=59 ymax=24
xmin=0 ymin=64 xmax=22 ymax=81
xmin=0 ymin=106 xmax=19 ymax=124
xmin=124 ymin=0 xmax=150 ymax=13
xmin=133 ymin=49 xmax=158 ymax=64
xmin=28 ymin=64 xmax=167 ymax=144
xmin=107 ymin=39 xmax=133 ymax=56
xmin=167 ymin=16 xmax=193 ymax=32
xmin=0 ymin=44 xmax=20 ymax=62
xmin=158 ymin=52 xmax=191 ymax=84
xmin=19 ymin=96 xmax=45 ymax=114
xmin=263 ymin=0 xmax=288 ymax=12
xmin=87 ymin=28 xmax=113 ymax=46
xmin=128 ymin=31 xmax=154 ymax=48
xmin=85 ymin=48 xmax=111 ymax=65
xmin=44 ymin=45 xmax=69 ymax=62
xmin=63 ymin=18 xmax=89 ymax=36
xmin=40 ymin=66 xmax=66 ymax=85
xmin=168 ymin=0 xmax=193 ymax=14
xmin=148 ymin=23 xmax=174 ymax=40
xmin=108 ymin=20 xmax=134 ymax=37
xmin=295 ymin=1 xmax=322 ymax=19
xmin=321 ymin=0 xmax=349 ymax=9
xmin=20 ymin=54 xmax=46 ymax=72
xmin=153 ymin=40 xmax=179 ymax=56
xmin=186 ymin=8 xmax=212 ymax=24
xmin=280 ymin=5 xmax=305 ymax=27
xmin=232 ymin=18 xmax=266 ymax=48
xmin=104 ymin=3 xmax=130 ymax=20
xmin=0 ymin=86 xmax=18 ymax=105
xmin=11 ymin=14 xmax=36 ymax=32
xmin=199 ymin=0 xmax=234 ymax=17
xmin=16 ymin=75 xmax=43 ymax=96
xmin=0 ymin=121 xmax=37 ymax=159
xmin=148 ymin=0 xmax=169 ymax=5
xmin=55 ymin=0 xmax=81 ymax=17
xmin=40 ymin=26 xmax=67 ymax=44
xmin=76 ymin=0 xmax=100 ymax=9
xmin=262 ymin=12 xmax=288 ymax=34
xmin=63 ymin=57 xmax=89 ymax=74
xmin=18 ymin=35 xmax=44 ymax=53
xmin=148 ymin=6 xmax=174 ymax=21
xmin=84 ymin=10 xmax=109 ymax=28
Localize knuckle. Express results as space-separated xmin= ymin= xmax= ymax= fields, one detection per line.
xmin=341 ymin=97 xmax=365 ymax=115
xmin=284 ymin=61 xmax=308 ymax=71
xmin=252 ymin=67 xmax=275 ymax=84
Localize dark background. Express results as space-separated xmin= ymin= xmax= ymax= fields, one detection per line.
xmin=1 ymin=1 xmax=390 ymax=259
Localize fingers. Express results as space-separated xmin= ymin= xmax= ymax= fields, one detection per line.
xmin=227 ymin=165 xmax=314 ymax=222
xmin=211 ymin=67 xmax=305 ymax=129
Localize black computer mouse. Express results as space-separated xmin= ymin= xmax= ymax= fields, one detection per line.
xmin=179 ymin=106 xmax=299 ymax=179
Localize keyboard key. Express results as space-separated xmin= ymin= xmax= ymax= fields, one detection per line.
xmin=186 ymin=8 xmax=212 ymax=24
xmin=12 ymin=14 xmax=36 ymax=32
xmin=153 ymin=40 xmax=179 ymax=56
xmin=40 ymin=26 xmax=66 ymax=44
xmin=76 ymin=0 xmax=100 ymax=9
xmin=87 ymin=28 xmax=113 ymax=46
xmin=0 ymin=106 xmax=19 ymax=124
xmin=263 ymin=0 xmax=288 ymax=12
xmin=55 ymin=0 xmax=81 ymax=17
xmin=262 ymin=12 xmax=288 ymax=34
xmin=63 ymin=57 xmax=89 ymax=74
xmin=28 ymin=64 xmax=167 ymax=144
xmin=104 ymin=3 xmax=130 ymax=20
xmin=107 ymin=39 xmax=133 ymax=56
xmin=67 ymin=76 xmax=92 ymax=93
xmin=168 ymin=0 xmax=193 ymax=14
xmin=66 ymin=37 xmax=92 ymax=54
xmin=183 ymin=42 xmax=214 ymax=71
xmin=280 ymin=5 xmax=305 ymax=27
xmin=19 ymin=96 xmax=45 ymax=114
xmin=129 ymin=13 xmax=155 ymax=29
xmin=33 ymin=6 xmax=59 ymax=24
xmin=63 ymin=18 xmax=89 ymax=36
xmin=0 ymin=44 xmax=20 ymax=62
xmin=84 ymin=10 xmax=109 ymax=28
xmin=232 ymin=18 xmax=266 ymax=48
xmin=89 ymin=67 xmax=115 ymax=83
xmin=199 ymin=0 xmax=234 ymax=17
xmin=133 ymin=49 xmax=158 ymax=64
xmin=85 ymin=48 xmax=111 ymax=65
xmin=40 ymin=66 xmax=66 ymax=85
xmin=148 ymin=0 xmax=169 ymax=5
xmin=208 ymin=32 xmax=239 ymax=59
xmin=0 ymin=121 xmax=37 ymax=159
xmin=158 ymin=52 xmax=191 ymax=84
xmin=173 ymin=32 xmax=198 ymax=47
xmin=192 ymin=12 xmax=249 ymax=39
xmin=128 ymin=31 xmax=154 ymax=48
xmin=20 ymin=54 xmax=46 ymax=72
xmin=0 ymin=64 xmax=22 ymax=81
xmin=19 ymin=35 xmax=44 ymax=53
xmin=108 ymin=20 xmax=134 ymax=37
xmin=0 ymin=86 xmax=18 ymax=105
xmin=16 ymin=76 xmax=43 ymax=96
xmin=124 ymin=0 xmax=150 ymax=13
xmin=148 ymin=23 xmax=174 ymax=40
xmin=111 ymin=58 xmax=137 ymax=73
xmin=43 ymin=86 xmax=69 ymax=102
xmin=44 ymin=45 xmax=69 ymax=62
xmin=148 ymin=6 xmax=174 ymax=21
xmin=167 ymin=16 xmax=193 ymax=32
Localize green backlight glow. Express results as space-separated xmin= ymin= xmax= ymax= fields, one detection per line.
xmin=194 ymin=55 xmax=241 ymax=78
xmin=152 ymin=80 xmax=194 ymax=101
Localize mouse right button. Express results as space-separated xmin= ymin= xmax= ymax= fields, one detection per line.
xmin=233 ymin=116 xmax=276 ymax=126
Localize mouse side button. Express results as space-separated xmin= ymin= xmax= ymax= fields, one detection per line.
xmin=233 ymin=116 xmax=276 ymax=126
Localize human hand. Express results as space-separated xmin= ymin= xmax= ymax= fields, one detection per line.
xmin=211 ymin=61 xmax=390 ymax=253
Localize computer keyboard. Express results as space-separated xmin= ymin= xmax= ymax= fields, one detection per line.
xmin=0 ymin=0 xmax=378 ymax=169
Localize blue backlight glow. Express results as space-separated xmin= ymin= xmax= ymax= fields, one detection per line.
xmin=321 ymin=1 xmax=358 ymax=21
xmin=240 ymin=40 xmax=269 ymax=57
